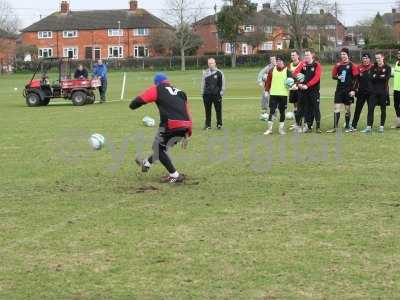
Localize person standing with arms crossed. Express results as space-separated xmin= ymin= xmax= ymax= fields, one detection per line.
xmin=361 ymin=53 xmax=391 ymax=133
xmin=201 ymin=58 xmax=225 ymax=130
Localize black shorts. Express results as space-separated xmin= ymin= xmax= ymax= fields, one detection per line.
xmin=269 ymin=95 xmax=288 ymax=110
xmin=289 ymin=90 xmax=300 ymax=104
xmin=334 ymin=89 xmax=354 ymax=105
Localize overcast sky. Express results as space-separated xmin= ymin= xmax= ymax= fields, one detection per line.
xmin=10 ymin=0 xmax=399 ymax=29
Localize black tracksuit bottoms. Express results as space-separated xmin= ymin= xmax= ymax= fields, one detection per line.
xmin=352 ymin=92 xmax=370 ymax=128
xmin=203 ymin=94 xmax=222 ymax=127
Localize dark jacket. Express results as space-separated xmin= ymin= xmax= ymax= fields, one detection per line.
xmin=201 ymin=68 xmax=225 ymax=97
xmin=74 ymin=68 xmax=88 ymax=79
xmin=371 ymin=63 xmax=391 ymax=95
xmin=130 ymin=81 xmax=192 ymax=136
xmin=356 ymin=64 xmax=373 ymax=95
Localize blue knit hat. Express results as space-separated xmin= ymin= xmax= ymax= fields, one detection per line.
xmin=154 ymin=73 xmax=168 ymax=85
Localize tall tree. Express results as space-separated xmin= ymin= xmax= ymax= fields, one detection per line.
xmin=353 ymin=18 xmax=373 ymax=46
xmin=216 ymin=0 xmax=257 ymax=67
xmin=149 ymin=29 xmax=177 ymax=56
xmin=369 ymin=13 xmax=394 ymax=45
xmin=165 ymin=0 xmax=203 ymax=71
xmin=273 ymin=0 xmax=334 ymax=50
xmin=0 ymin=0 xmax=19 ymax=32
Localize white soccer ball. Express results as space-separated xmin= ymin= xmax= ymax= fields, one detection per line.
xmin=14 ymin=87 xmax=18 ymax=91
xmin=286 ymin=77 xmax=295 ymax=88
xmin=286 ymin=111 xmax=295 ymax=120
xmin=142 ymin=116 xmax=155 ymax=127
xmin=89 ymin=133 xmax=105 ymax=150
xmin=296 ymin=73 xmax=305 ymax=83
xmin=259 ymin=112 xmax=269 ymax=121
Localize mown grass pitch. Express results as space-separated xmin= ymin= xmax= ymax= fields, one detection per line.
xmin=0 ymin=67 xmax=399 ymax=299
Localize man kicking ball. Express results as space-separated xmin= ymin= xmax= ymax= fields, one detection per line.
xmin=130 ymin=73 xmax=192 ymax=183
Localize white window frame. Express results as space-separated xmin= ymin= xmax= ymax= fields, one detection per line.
xmin=38 ymin=48 xmax=53 ymax=58
xmin=133 ymin=28 xmax=149 ymax=36
xmin=261 ymin=42 xmax=273 ymax=51
xmin=225 ymin=43 xmax=232 ymax=54
xmin=108 ymin=29 xmax=123 ymax=37
xmin=63 ymin=30 xmax=78 ymax=38
xmin=108 ymin=45 xmax=123 ymax=58
xmin=133 ymin=45 xmax=149 ymax=57
xmin=38 ymin=31 xmax=52 ymax=39
xmin=241 ymin=43 xmax=249 ymax=55
xmin=63 ymin=47 xmax=79 ymax=59
xmin=94 ymin=47 xmax=101 ymax=60
xmin=243 ymin=25 xmax=255 ymax=33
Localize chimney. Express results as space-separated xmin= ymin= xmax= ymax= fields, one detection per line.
xmin=129 ymin=1 xmax=138 ymax=10
xmin=393 ymin=8 xmax=397 ymax=14
xmin=60 ymin=1 xmax=69 ymax=14
xmin=320 ymin=9 xmax=325 ymax=15
xmin=262 ymin=3 xmax=271 ymax=10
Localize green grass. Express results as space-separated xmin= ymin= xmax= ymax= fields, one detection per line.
xmin=1 ymin=67 xmax=400 ymax=299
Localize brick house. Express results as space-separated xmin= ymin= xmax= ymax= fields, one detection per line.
xmin=193 ymin=15 xmax=220 ymax=56
xmin=382 ymin=9 xmax=400 ymax=41
xmin=20 ymin=0 xmax=173 ymax=60
xmin=193 ymin=3 xmax=288 ymax=55
xmin=0 ymin=29 xmax=17 ymax=66
xmin=305 ymin=10 xmax=346 ymax=48
xmin=193 ymin=3 xmax=345 ymax=55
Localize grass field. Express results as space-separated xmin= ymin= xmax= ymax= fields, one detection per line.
xmin=1 ymin=67 xmax=400 ymax=299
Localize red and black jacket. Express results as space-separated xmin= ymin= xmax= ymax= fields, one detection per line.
xmin=293 ymin=60 xmax=322 ymax=91
xmin=130 ymin=81 xmax=192 ymax=136
xmin=371 ymin=63 xmax=391 ymax=96
xmin=332 ymin=61 xmax=359 ymax=92
xmin=356 ymin=64 xmax=373 ymax=95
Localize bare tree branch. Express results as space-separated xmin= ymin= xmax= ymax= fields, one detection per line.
xmin=0 ymin=0 xmax=20 ymax=33
xmin=274 ymin=0 xmax=334 ymax=50
xmin=163 ymin=0 xmax=205 ymax=71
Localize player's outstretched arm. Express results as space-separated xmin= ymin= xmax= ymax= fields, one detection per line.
xmin=129 ymin=97 xmax=145 ymax=110
xmin=129 ymin=85 xmax=158 ymax=110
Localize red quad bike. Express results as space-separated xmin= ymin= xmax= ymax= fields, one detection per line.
xmin=23 ymin=58 xmax=101 ymax=107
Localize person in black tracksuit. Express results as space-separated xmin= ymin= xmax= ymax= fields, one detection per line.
xmin=351 ymin=53 xmax=373 ymax=131
xmin=201 ymin=58 xmax=225 ymax=130
xmin=130 ymin=73 xmax=192 ymax=183
xmin=361 ymin=53 xmax=391 ymax=133
xmin=292 ymin=49 xmax=322 ymax=133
